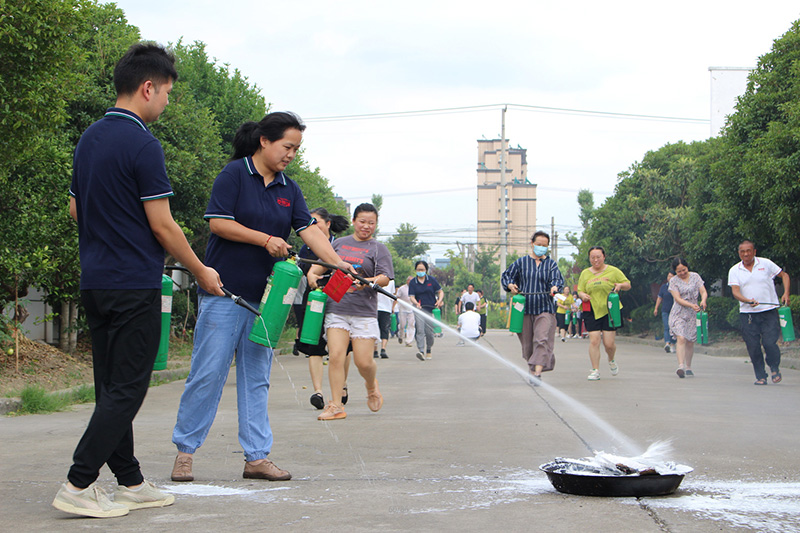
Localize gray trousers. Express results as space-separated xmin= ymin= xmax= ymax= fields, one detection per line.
xmin=415 ymin=308 xmax=434 ymax=353
xmin=740 ymin=309 xmax=781 ymax=380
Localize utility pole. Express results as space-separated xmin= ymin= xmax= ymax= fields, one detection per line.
xmin=551 ymin=216 xmax=557 ymax=261
xmin=499 ymin=106 xmax=508 ymax=302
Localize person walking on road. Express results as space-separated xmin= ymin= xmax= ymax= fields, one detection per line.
xmin=171 ymin=112 xmax=350 ymax=483
xmin=395 ymin=276 xmax=416 ymax=346
xmin=576 ymin=246 xmax=631 ymax=381
xmin=501 ymin=231 xmax=564 ymax=382
xmin=555 ymin=286 xmax=574 ymax=342
xmin=408 ymin=260 xmax=444 ymax=360
xmin=654 ymin=272 xmax=676 ymax=353
xmin=308 ymin=203 xmax=394 ymax=420
xmin=728 ymin=240 xmax=791 ymax=385
xmin=668 ymin=258 xmax=707 ymax=378
xmin=293 ymin=208 xmax=351 ymax=410
xmin=55 ymin=43 xmax=224 ymax=519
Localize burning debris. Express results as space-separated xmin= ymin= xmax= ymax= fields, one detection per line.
xmin=540 ymin=442 xmax=693 ymax=497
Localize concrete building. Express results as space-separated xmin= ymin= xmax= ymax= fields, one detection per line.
xmin=476 ymin=139 xmax=536 ymax=257
xmin=709 ymin=67 xmax=752 ymax=137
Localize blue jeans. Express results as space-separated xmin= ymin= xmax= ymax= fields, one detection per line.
xmin=739 ymin=309 xmax=781 ymax=381
xmin=173 ymin=295 xmax=274 ymax=462
xmin=662 ymin=312 xmax=675 ymax=344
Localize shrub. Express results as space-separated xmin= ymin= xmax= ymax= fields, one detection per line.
xmin=627 ymin=304 xmax=660 ymax=335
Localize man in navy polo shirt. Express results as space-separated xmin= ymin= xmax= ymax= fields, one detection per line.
xmin=53 ymin=43 xmax=223 ymax=519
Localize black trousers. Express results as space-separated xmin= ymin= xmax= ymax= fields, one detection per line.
xmin=68 ymin=289 xmax=160 ymax=488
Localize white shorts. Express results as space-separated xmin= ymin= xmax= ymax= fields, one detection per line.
xmin=324 ymin=313 xmax=380 ymax=340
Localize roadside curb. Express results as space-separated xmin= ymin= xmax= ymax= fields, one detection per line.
xmin=1 ymin=365 xmax=193 ymax=417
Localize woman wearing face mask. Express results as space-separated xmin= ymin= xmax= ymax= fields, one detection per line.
xmin=408 ymin=260 xmax=444 ymax=360
xmin=501 ymin=231 xmax=564 ymax=382
xmin=307 ymin=203 xmax=394 ymax=421
xmin=668 ymin=258 xmax=707 ymax=378
xmin=577 ymin=246 xmax=631 ymax=381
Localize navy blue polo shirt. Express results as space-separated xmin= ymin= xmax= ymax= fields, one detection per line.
xmin=201 ymin=156 xmax=314 ymax=302
xmin=69 ymin=108 xmax=173 ymax=290
xmin=408 ymin=275 xmax=442 ymax=310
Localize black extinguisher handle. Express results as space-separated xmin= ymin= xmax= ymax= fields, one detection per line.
xmin=221 ymin=287 xmax=261 ymax=316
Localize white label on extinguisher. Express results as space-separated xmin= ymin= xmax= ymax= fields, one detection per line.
xmin=608 ymin=300 xmax=612 ymax=310
xmin=696 ymin=317 xmax=701 ymax=327
xmin=309 ymin=300 xmax=325 ymax=313
xmin=513 ymin=302 xmax=524 ymax=312
xmin=162 ymin=295 xmax=173 ymax=313
xmin=283 ymin=287 xmax=298 ymax=305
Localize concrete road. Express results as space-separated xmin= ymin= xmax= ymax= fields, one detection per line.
xmin=1 ymin=329 xmax=799 ymax=532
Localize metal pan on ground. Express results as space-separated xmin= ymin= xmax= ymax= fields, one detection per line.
xmin=539 ymin=460 xmax=690 ymax=497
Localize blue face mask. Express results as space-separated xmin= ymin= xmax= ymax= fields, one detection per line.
xmin=533 ymin=245 xmax=548 ymax=257
xmin=416 ymin=271 xmax=426 ymax=277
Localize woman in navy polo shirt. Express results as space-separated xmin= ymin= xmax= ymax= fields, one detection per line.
xmin=171 ymin=112 xmax=350 ymax=483
xmin=408 ymin=260 xmax=444 ymax=360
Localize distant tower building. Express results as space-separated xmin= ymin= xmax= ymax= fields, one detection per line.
xmin=476 ymin=139 xmax=536 ymax=257
xmin=709 ymin=67 xmax=752 ymax=136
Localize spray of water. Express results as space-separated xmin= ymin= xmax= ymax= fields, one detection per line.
xmin=396 ymin=299 xmax=643 ymax=456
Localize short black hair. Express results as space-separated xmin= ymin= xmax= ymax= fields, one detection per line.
xmin=113 ymin=42 xmax=178 ymax=96
xmin=531 ymin=230 xmax=550 ymax=243
xmin=414 ymin=260 xmax=429 ymax=272
xmin=353 ymin=203 xmax=378 ymax=220
xmin=464 ymin=302 xmax=475 ymax=311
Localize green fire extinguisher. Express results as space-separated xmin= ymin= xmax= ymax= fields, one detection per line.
xmin=249 ymin=259 xmax=303 ymax=348
xmin=607 ymin=292 xmax=621 ymax=328
xmin=299 ymin=289 xmax=328 ymax=345
xmin=696 ymin=310 xmax=709 ymax=345
xmin=778 ymin=306 xmax=796 ymax=342
xmin=432 ymin=307 xmax=442 ymax=334
xmin=154 ymin=274 xmax=173 ymax=371
xmin=509 ymin=294 xmax=526 ymax=333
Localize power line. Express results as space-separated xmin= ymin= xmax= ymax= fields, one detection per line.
xmin=305 ymin=102 xmax=710 ymax=125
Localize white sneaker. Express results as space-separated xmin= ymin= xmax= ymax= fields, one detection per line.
xmin=664 ymin=344 xmax=671 ymax=353
xmin=609 ymin=360 xmax=619 ymax=376
xmin=115 ymin=480 xmax=175 ymax=510
xmin=587 ymin=369 xmax=600 ymax=381
xmin=52 ymin=482 xmax=129 ymax=518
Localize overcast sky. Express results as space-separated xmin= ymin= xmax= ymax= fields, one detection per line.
xmin=111 ymin=0 xmax=800 ymax=259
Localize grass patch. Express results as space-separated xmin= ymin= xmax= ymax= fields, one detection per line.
xmin=14 ymin=384 xmax=95 ymax=415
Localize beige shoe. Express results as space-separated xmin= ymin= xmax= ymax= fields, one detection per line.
xmin=115 ymin=480 xmax=175 ymax=509
xmin=317 ymin=402 xmax=346 ymax=420
xmin=243 ymin=459 xmax=291 ymax=481
xmin=52 ymin=482 xmax=129 ymax=518
xmin=171 ymin=454 xmax=193 ymax=482
xmin=367 ymin=380 xmax=383 ymax=412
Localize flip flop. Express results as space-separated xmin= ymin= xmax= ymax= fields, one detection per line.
xmin=771 ymin=371 xmax=782 ymax=384
xmin=754 ymin=378 xmax=768 ymax=386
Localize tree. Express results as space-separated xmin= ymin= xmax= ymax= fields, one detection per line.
xmin=386 ymin=223 xmax=429 ymax=259
xmin=0 ymin=0 xmax=83 ymax=180
xmin=709 ymin=18 xmax=800 ymax=276
xmin=577 ymin=189 xmax=595 ymax=230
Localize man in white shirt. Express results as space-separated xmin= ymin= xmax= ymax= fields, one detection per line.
xmin=457 ymin=302 xmax=482 ymax=343
xmin=728 ymin=240 xmax=791 ymax=385
xmin=460 ymin=284 xmax=480 ymax=312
